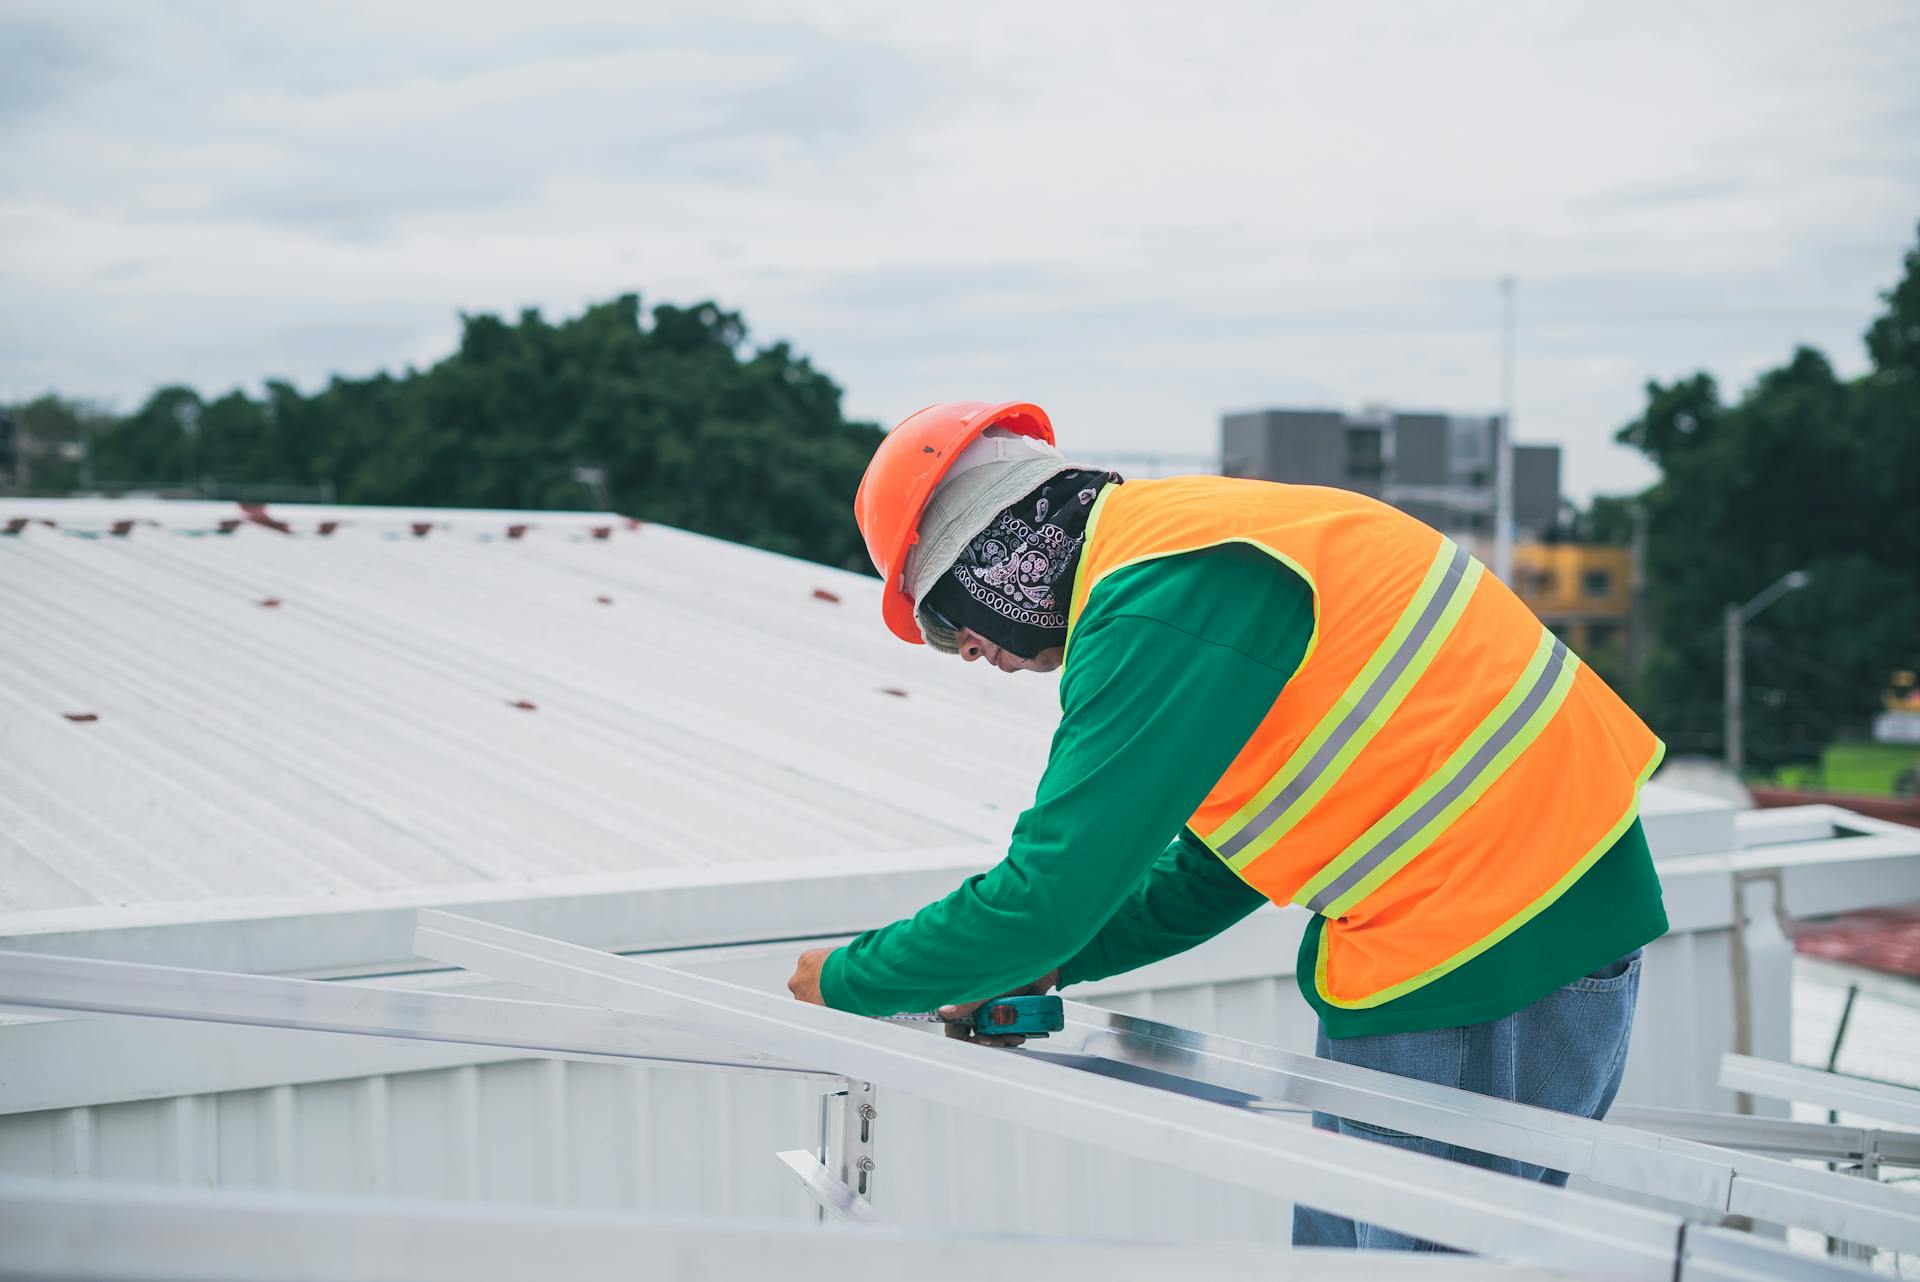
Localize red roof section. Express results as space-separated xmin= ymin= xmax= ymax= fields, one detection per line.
xmin=1796 ymin=906 xmax=1920 ymax=978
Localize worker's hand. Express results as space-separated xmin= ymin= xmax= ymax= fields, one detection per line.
xmin=787 ymin=947 xmax=833 ymax=1006
xmin=938 ymin=970 xmax=1060 ymax=1047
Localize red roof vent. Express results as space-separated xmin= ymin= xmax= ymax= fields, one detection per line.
xmin=62 ymin=712 xmax=99 ymax=723
xmin=506 ymin=699 xmax=539 ymax=711
xmin=238 ymin=503 xmax=291 ymax=534
xmin=812 ymin=589 xmax=842 ymax=604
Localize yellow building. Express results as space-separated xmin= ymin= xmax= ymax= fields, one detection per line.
xmin=1507 ymin=543 xmax=1634 ymax=659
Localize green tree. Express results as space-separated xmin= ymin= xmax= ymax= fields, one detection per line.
xmin=69 ymin=294 xmax=886 ymax=571
xmin=1568 ymin=493 xmax=1639 ymax=546
xmin=89 ymin=385 xmax=203 ymax=486
xmin=1614 ymin=223 xmax=1920 ymax=773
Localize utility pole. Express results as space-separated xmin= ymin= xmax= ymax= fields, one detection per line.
xmin=1494 ymin=276 xmax=1516 ymax=583
xmin=1724 ymin=570 xmax=1812 ymax=780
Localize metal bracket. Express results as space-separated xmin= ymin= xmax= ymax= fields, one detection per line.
xmin=773 ymin=1151 xmax=884 ymax=1226
xmin=836 ymin=1079 xmax=877 ymax=1200
xmin=804 ymin=1080 xmax=877 ymax=1225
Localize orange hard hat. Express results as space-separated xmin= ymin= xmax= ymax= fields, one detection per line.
xmin=855 ymin=400 xmax=1054 ymax=644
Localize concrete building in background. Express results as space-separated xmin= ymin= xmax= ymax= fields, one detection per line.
xmin=1219 ymin=406 xmax=1639 ymax=667
xmin=1220 ymin=407 xmax=1562 ymax=540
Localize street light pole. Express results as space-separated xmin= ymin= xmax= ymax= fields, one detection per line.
xmin=1724 ymin=570 xmax=1812 ymax=780
xmin=1725 ymin=603 xmax=1744 ymax=779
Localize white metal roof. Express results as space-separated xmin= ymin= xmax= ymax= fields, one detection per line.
xmin=0 ymin=499 xmax=1060 ymax=932
xmin=0 ymin=495 xmax=1820 ymax=949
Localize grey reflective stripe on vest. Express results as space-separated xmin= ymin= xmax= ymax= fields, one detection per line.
xmin=1214 ymin=541 xmax=1474 ymax=862
xmin=1304 ymin=637 xmax=1573 ymax=915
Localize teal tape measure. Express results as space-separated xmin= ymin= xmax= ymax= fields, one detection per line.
xmin=883 ymin=993 xmax=1065 ymax=1037
xmin=968 ymin=994 xmax=1065 ymax=1036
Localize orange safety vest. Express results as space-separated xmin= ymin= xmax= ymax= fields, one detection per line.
xmin=1063 ymin=476 xmax=1664 ymax=1009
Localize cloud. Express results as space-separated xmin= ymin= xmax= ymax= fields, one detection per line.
xmin=1 ymin=0 xmax=1916 ymax=501
xmin=0 ymin=12 xmax=93 ymax=127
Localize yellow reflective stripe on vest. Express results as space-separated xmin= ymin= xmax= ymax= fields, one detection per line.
xmin=1211 ymin=539 xmax=1480 ymax=868
xmin=1298 ymin=629 xmax=1579 ymax=917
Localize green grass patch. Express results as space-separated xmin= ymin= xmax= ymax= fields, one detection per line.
xmin=1772 ymin=739 xmax=1920 ymax=796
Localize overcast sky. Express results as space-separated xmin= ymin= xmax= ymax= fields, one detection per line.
xmin=3 ymin=1 xmax=1916 ymax=500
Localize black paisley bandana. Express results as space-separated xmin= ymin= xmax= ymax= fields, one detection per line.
xmin=922 ymin=469 xmax=1120 ymax=659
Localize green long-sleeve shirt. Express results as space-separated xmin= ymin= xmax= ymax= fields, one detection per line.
xmin=820 ymin=544 xmax=1667 ymax=1037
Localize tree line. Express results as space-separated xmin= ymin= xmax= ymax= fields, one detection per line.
xmin=0 ymin=295 xmax=885 ymax=572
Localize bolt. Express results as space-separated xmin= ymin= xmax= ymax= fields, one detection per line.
xmin=855 ymin=1156 xmax=875 ymax=1173
xmin=858 ymin=1104 xmax=877 ymax=1121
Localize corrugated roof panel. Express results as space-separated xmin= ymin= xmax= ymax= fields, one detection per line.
xmin=0 ymin=502 xmax=1061 ymax=925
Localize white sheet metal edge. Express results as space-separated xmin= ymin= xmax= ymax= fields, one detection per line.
xmin=6 ymin=807 xmax=1918 ymax=982
xmin=413 ymin=909 xmax=1688 ymax=1280
xmin=0 ymin=1175 xmax=1564 ymax=1282
xmin=0 ymin=849 xmax=1004 ymax=974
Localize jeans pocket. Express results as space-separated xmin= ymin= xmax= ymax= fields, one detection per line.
xmin=1569 ymin=949 xmax=1642 ymax=993
xmin=1341 ymin=1117 xmax=1423 ymax=1143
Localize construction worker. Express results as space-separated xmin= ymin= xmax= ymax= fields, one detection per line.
xmin=787 ymin=401 xmax=1667 ymax=1251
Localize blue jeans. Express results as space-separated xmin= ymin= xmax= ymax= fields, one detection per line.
xmin=1291 ymin=950 xmax=1643 ymax=1252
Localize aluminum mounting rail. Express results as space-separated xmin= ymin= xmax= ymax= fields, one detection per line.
xmin=1039 ymin=1004 xmax=1920 ymax=1255
xmin=3 ymin=942 xmax=1907 ymax=1264
xmin=1722 ymin=1053 xmax=1920 ymax=1130
xmin=1610 ymin=1105 xmax=1920 ymax=1170
xmin=0 ymin=947 xmax=824 ymax=1080
xmin=413 ymin=910 xmax=1696 ymax=1281
xmin=0 ymin=1176 xmax=1558 ymax=1282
